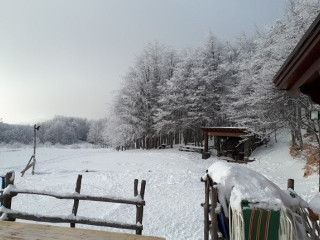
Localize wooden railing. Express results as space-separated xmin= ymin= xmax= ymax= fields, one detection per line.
xmin=0 ymin=171 xmax=146 ymax=235
xmin=287 ymin=179 xmax=320 ymax=240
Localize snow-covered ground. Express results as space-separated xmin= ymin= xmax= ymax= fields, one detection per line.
xmin=0 ymin=132 xmax=318 ymax=240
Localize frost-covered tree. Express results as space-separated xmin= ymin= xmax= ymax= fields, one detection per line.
xmin=87 ymin=118 xmax=109 ymax=147
xmin=38 ymin=116 xmax=89 ymax=145
xmin=112 ymin=42 xmax=179 ymax=149
xmin=157 ymin=34 xmax=230 ymax=145
xmin=226 ymin=0 xmax=320 ymax=143
xmin=0 ymin=123 xmax=33 ymax=144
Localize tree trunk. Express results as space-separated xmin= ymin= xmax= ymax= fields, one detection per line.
xmin=296 ymin=101 xmax=304 ymax=150
xmin=291 ymin=126 xmax=297 ymax=147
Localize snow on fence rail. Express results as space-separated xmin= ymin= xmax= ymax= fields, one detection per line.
xmin=0 ymin=171 xmax=146 ymax=235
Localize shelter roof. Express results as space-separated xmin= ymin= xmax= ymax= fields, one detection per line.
xmin=201 ymin=127 xmax=247 ymax=137
xmin=274 ymin=13 xmax=320 ymax=104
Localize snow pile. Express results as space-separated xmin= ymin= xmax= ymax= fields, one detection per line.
xmin=207 ymin=161 xmax=308 ymax=215
xmin=309 ymin=193 xmax=320 ymax=215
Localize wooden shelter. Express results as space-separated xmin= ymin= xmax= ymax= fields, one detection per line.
xmin=201 ymin=127 xmax=257 ymax=161
xmin=274 ymin=13 xmax=320 ymax=104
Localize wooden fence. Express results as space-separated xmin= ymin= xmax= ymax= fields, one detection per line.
xmin=0 ymin=171 xmax=146 ymax=235
xmin=201 ymin=174 xmax=320 ymax=240
xmin=201 ymin=172 xmax=218 ymax=240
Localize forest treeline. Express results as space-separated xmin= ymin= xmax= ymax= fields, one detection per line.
xmin=1 ymin=0 xmax=320 ymax=150
xmin=0 ymin=116 xmax=108 ymax=146
xmin=107 ymin=0 xmax=320 ymax=150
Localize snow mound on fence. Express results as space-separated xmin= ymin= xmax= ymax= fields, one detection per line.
xmin=207 ymin=161 xmax=308 ymax=215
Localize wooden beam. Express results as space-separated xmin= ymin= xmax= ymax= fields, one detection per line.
xmin=207 ymin=132 xmax=244 ymax=137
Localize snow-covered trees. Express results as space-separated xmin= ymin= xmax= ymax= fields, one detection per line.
xmin=110 ymin=42 xmax=180 ymax=149
xmin=0 ymin=116 xmax=90 ymax=145
xmin=87 ymin=118 xmax=109 ymax=147
xmin=109 ymin=36 xmax=234 ymax=148
xmin=0 ymin=122 xmax=33 ymax=144
xmin=38 ymin=116 xmax=90 ymax=145
xmin=225 ymin=0 xmax=320 ymax=143
xmin=108 ymin=0 xmax=320 ymax=150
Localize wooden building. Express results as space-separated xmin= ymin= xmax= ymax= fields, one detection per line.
xmin=274 ymin=13 xmax=320 ymax=104
xmin=201 ymin=127 xmax=259 ymax=161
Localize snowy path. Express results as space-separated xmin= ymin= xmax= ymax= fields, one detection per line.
xmin=0 ymin=134 xmax=318 ymax=240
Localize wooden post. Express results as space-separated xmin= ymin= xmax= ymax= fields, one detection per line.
xmin=204 ymin=131 xmax=209 ymax=152
xmin=32 ymin=158 xmax=36 ymax=175
xmin=209 ymin=186 xmax=218 ymax=240
xmin=204 ymin=177 xmax=209 ymax=240
xmin=71 ymin=174 xmax=82 ymax=228
xmin=287 ymin=179 xmax=294 ymax=190
xmin=134 ymin=179 xmax=138 ymax=197
xmin=244 ymin=140 xmax=249 ymax=162
xmin=33 ymin=124 xmax=37 ymax=156
xmin=3 ymin=171 xmax=15 ymax=221
xmin=135 ymin=179 xmax=146 ymax=235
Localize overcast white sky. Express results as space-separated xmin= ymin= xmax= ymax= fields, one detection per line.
xmin=0 ymin=0 xmax=284 ymax=124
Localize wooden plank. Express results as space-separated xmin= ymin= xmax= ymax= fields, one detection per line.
xmin=21 ymin=155 xmax=34 ymax=177
xmin=0 ymin=221 xmax=165 ymax=240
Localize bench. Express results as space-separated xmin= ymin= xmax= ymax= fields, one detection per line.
xmin=179 ymin=145 xmax=204 ymax=153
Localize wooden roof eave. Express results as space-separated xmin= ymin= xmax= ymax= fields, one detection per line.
xmin=274 ymin=13 xmax=320 ymax=96
xmin=201 ymin=127 xmax=247 ymax=137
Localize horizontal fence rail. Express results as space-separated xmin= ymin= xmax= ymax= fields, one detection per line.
xmin=0 ymin=171 xmax=146 ymax=235
xmin=0 ymin=207 xmax=142 ymax=231
xmin=0 ymin=188 xmax=145 ymax=206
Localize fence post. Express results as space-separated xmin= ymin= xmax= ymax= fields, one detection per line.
xmin=71 ymin=174 xmax=82 ymax=228
xmin=0 ymin=176 xmax=5 ymax=207
xmin=3 ymin=171 xmax=15 ymax=221
xmin=135 ymin=179 xmax=146 ymax=235
xmin=204 ymin=177 xmax=209 ymax=240
xmin=287 ymin=179 xmax=294 ymax=190
xmin=209 ymin=185 xmax=218 ymax=240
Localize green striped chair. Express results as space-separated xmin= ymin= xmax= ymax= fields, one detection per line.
xmin=241 ymin=200 xmax=281 ymax=240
